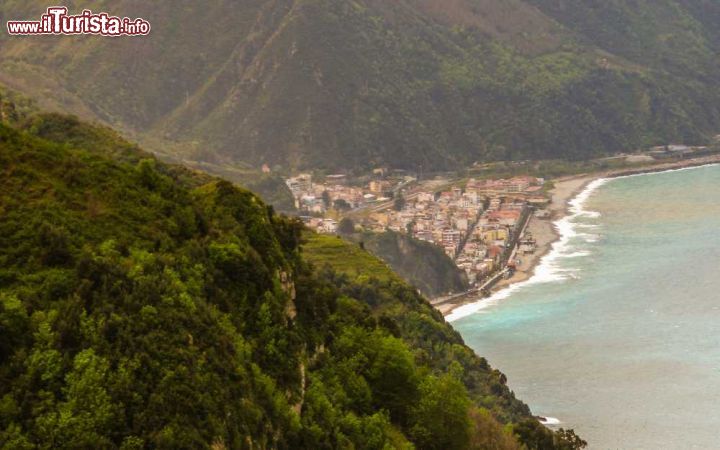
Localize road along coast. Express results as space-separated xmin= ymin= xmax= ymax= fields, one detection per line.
xmin=436 ymin=153 xmax=720 ymax=320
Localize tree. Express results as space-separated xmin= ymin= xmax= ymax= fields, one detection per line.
xmin=393 ymin=192 xmax=406 ymax=212
xmin=321 ymin=190 xmax=331 ymax=209
xmin=136 ymin=158 xmax=161 ymax=190
xmin=555 ymin=429 xmax=588 ymax=450
xmin=337 ymin=217 xmax=355 ymax=235
xmin=406 ymin=220 xmax=416 ymax=235
xmin=468 ymin=408 xmax=520 ymax=450
xmin=333 ymin=198 xmax=351 ymax=212
xmin=409 ymin=374 xmax=471 ymax=450
xmin=37 ymin=349 xmax=117 ymax=448
xmin=0 ymin=294 xmax=29 ymax=364
xmin=365 ymin=335 xmax=420 ymax=424
xmin=512 ymin=419 xmax=586 ymax=450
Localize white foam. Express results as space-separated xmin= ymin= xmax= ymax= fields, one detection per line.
xmin=446 ymin=178 xmax=607 ymax=322
xmin=559 ymin=251 xmax=591 ymax=259
xmin=576 ymin=223 xmax=600 ymax=229
xmin=446 ymin=164 xmax=720 ymax=323
xmin=539 ymin=416 xmax=561 ymax=426
xmin=577 ymin=210 xmax=601 ymax=218
xmin=610 ymin=162 xmax=720 ymax=181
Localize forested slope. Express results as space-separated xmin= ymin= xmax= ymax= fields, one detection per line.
xmin=0 ymin=107 xmax=584 ymax=448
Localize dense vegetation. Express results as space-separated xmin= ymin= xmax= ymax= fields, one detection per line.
xmin=0 ymin=108 xmax=585 ymax=448
xmin=2 ymin=1 xmax=720 ymax=171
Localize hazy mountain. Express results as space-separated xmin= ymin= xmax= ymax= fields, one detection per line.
xmin=2 ymin=0 xmax=719 ymax=171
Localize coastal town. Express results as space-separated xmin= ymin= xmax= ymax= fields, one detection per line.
xmin=286 ymin=171 xmax=551 ymax=290
xmin=283 ymin=143 xmax=720 ymax=298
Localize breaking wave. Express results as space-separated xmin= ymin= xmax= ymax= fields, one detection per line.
xmin=446 ymin=178 xmax=607 ymax=322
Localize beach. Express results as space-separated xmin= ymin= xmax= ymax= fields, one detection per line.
xmin=452 ymin=162 xmax=720 ymax=448
xmin=436 ymin=152 xmax=720 ymax=317
xmin=492 ymin=175 xmax=594 ymax=291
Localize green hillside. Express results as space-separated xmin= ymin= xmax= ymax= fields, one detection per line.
xmin=0 ymin=108 xmax=584 ymax=448
xmin=1 ymin=1 xmax=720 ymax=171
xmin=303 ymin=234 xmax=401 ymax=284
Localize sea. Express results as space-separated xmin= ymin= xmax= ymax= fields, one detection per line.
xmin=449 ymin=164 xmax=720 ymax=449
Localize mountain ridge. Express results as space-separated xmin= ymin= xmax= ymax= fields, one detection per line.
xmin=2 ymin=1 xmax=719 ymax=171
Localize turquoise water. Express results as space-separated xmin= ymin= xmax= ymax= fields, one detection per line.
xmin=452 ymin=165 xmax=720 ymax=449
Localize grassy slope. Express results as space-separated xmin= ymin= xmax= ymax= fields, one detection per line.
xmin=303 ymin=234 xmax=400 ymax=283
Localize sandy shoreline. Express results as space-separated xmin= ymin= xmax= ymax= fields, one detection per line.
xmin=436 ymin=153 xmax=720 ymax=317
xmin=491 ymin=175 xmax=593 ymax=292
